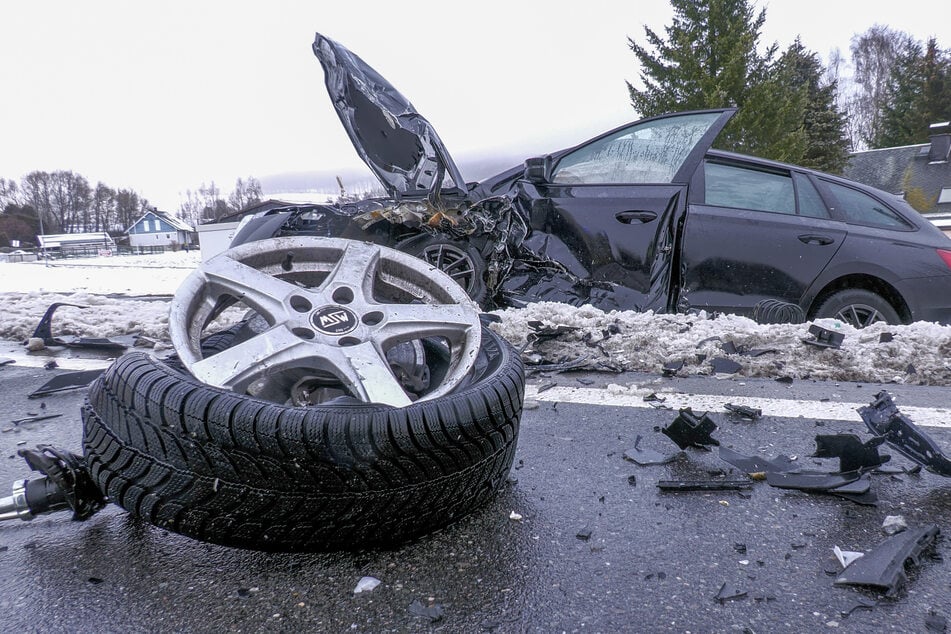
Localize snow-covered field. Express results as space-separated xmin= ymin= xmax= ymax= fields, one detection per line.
xmin=2 ymin=251 xmax=951 ymax=385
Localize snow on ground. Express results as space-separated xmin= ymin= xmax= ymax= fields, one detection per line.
xmin=2 ymin=252 xmax=951 ymax=385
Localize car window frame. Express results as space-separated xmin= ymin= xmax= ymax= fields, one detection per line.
xmin=815 ymin=177 xmax=916 ymax=232
xmin=699 ymin=158 xmax=799 ymax=216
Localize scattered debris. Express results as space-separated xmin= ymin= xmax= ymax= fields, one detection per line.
xmin=0 ymin=445 xmax=106 ymax=522
xmin=24 ymin=338 xmax=46 ymax=352
xmin=926 ymin=609 xmax=948 ymax=633
xmin=0 ymin=357 xmax=16 ymax=366
xmin=859 ymin=391 xmax=951 ymax=477
xmin=9 ymin=414 xmax=62 ymax=426
xmin=509 ymin=511 xmax=523 ymax=521
xmin=627 ymin=475 xmax=637 ymax=486
xmin=775 ymin=376 xmax=794 ymax=385
xmin=840 ymin=597 xmax=877 ymax=618
xmin=656 ymin=479 xmax=752 ymax=492
xmin=26 ymin=302 xmax=127 ymax=351
xmin=353 ymin=576 xmax=381 ymax=594
xmin=714 ymin=581 xmax=747 ymax=604
xmin=643 ymin=393 xmax=666 ymax=403
xmin=718 ymin=447 xmax=798 ymax=475
xmin=576 ymin=527 xmax=592 ymax=541
xmin=882 ymin=515 xmax=908 ymax=536
xmin=623 ymin=435 xmax=678 ymax=466
xmin=662 ymin=408 xmax=720 ymax=450
xmin=879 ymin=332 xmax=894 ymax=343
xmin=834 ymin=525 xmax=940 ymax=597
xmin=27 ymin=369 xmax=105 ymax=399
xmin=662 ymin=360 xmax=684 ymax=377
xmin=724 ymin=403 xmax=761 ymax=420
xmin=833 ymin=545 xmax=864 ymax=568
xmin=709 ymin=357 xmax=742 ymax=374
xmin=803 ymin=324 xmax=844 ymax=349
xmin=408 ymin=598 xmax=444 ymax=622
xmin=812 ymin=434 xmax=890 ymax=472
xmin=765 ymin=470 xmax=862 ymax=492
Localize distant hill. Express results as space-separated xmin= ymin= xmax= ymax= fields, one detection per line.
xmin=258 ymin=152 xmax=525 ymax=200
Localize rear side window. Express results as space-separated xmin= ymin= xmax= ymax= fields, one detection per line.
xmin=793 ymin=173 xmax=830 ymax=218
xmin=821 ymin=181 xmax=911 ymax=229
xmin=704 ymin=161 xmax=795 ymax=214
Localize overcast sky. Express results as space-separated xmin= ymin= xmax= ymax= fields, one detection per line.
xmin=2 ymin=1 xmax=950 ymax=212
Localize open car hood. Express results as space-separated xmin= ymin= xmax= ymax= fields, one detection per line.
xmin=312 ymin=33 xmax=467 ymax=200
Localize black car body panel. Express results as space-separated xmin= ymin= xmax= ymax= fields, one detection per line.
xmin=230 ymin=32 xmax=951 ymax=324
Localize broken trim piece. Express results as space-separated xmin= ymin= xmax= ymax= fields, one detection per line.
xmin=834 ymin=525 xmax=940 ymax=597
xmin=859 ymin=391 xmax=951 ymax=477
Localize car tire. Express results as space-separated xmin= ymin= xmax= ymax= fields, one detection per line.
xmin=813 ymin=289 xmax=901 ymax=327
xmin=397 ymin=235 xmax=487 ymax=304
xmin=80 ymin=325 xmax=523 ymax=551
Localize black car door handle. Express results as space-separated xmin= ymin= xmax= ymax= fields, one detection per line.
xmin=798 ymin=234 xmax=835 ymax=246
xmin=615 ymin=210 xmax=657 ymax=224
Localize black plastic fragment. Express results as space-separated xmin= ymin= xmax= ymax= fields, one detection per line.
xmin=765 ymin=469 xmax=862 ymax=492
xmin=407 ymin=599 xmax=444 ymax=622
xmin=859 ymin=391 xmax=951 ymax=477
xmin=724 ymin=403 xmax=761 ymax=420
xmin=656 ymin=479 xmax=751 ymax=492
xmin=17 ymin=445 xmax=106 ymax=521
xmin=662 ymin=408 xmax=719 ymax=450
xmin=662 ymin=360 xmax=684 ymax=377
xmin=28 ymin=302 xmax=127 ymax=350
xmin=27 ymin=369 xmax=104 ymax=398
xmin=623 ymin=435 xmax=678 ymax=466
xmin=812 ymin=434 xmax=890 ymax=472
xmin=714 ymin=581 xmax=747 ymax=604
xmin=834 ymin=525 xmax=940 ymax=597
xmin=926 ymin=610 xmax=948 ymax=633
xmin=803 ymin=324 xmax=844 ymax=349
xmin=718 ymin=447 xmax=796 ymax=474
xmin=840 ymin=597 xmax=877 ymax=618
xmin=710 ymin=357 xmax=742 ymax=374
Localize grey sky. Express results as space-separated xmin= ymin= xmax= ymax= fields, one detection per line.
xmin=2 ymin=0 xmax=949 ymax=211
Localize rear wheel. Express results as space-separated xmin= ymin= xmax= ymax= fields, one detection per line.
xmin=813 ymin=289 xmax=901 ymax=327
xmin=398 ymin=234 xmax=487 ymax=304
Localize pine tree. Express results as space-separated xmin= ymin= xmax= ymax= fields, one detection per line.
xmin=876 ymin=38 xmax=951 ymax=148
xmin=626 ymin=0 xmax=810 ymax=162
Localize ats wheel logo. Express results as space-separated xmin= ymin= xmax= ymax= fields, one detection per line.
xmin=312 ymin=306 xmax=358 ymax=335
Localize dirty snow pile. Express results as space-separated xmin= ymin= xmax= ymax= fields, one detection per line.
xmin=3 ymin=253 xmax=951 ymax=385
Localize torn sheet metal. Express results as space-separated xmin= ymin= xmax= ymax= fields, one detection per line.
xmin=834 ymin=525 xmax=940 ymax=597
xmin=859 ymin=391 xmax=951 ymax=477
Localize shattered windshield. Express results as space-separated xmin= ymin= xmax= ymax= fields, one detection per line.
xmin=551 ymin=111 xmax=723 ymax=185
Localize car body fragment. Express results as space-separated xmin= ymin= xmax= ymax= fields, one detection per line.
xmin=834 ymin=525 xmax=941 ymax=596
xmin=859 ymin=391 xmax=951 ymax=477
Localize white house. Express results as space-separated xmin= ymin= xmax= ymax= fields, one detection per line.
xmin=127 ymin=210 xmax=194 ymax=248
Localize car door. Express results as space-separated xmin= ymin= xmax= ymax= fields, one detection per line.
xmin=678 ymin=157 xmax=847 ymax=316
xmin=522 ymin=110 xmax=735 ymax=312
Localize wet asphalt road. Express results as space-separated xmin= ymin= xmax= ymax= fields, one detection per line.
xmin=1 ymin=364 xmax=950 ymax=633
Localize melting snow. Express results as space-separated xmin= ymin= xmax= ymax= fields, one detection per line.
xmin=2 ymin=252 xmax=950 ymax=385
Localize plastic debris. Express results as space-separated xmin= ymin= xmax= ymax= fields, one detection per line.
xmin=724 ymin=403 xmax=761 ymax=420
xmin=28 ymin=369 xmax=105 ymax=399
xmin=812 ymin=434 xmax=890 ymax=472
xmin=662 ymin=408 xmax=719 ymax=450
xmin=709 ymin=357 xmax=742 ymax=374
xmin=656 ymin=480 xmax=752 ymax=492
xmin=926 ymin=610 xmax=948 ymax=633
xmin=834 ymin=545 xmax=864 ymax=568
xmin=882 ymin=515 xmax=908 ymax=536
xmin=623 ymin=435 xmax=678 ymax=466
xmin=859 ymin=391 xmax=951 ymax=477
xmin=509 ymin=511 xmax=523 ymax=521
xmin=408 ymin=598 xmax=444 ymax=622
xmin=353 ymin=576 xmax=381 ymax=594
xmin=662 ymin=360 xmax=684 ymax=377
xmin=714 ymin=581 xmax=747 ymax=604
xmin=803 ymin=324 xmax=844 ymax=349
xmin=576 ymin=527 xmax=592 ymax=541
xmin=834 ymin=525 xmax=940 ymax=597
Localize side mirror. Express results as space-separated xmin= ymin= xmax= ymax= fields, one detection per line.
xmin=523 ymin=155 xmax=552 ymax=184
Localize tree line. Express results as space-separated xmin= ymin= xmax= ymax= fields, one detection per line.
xmin=0 ymin=172 xmax=262 ymax=248
xmin=628 ymin=0 xmax=951 ymax=174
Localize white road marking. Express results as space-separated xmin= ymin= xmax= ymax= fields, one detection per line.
xmin=525 ymin=385 xmax=951 ymax=429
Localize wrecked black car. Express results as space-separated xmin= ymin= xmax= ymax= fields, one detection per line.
xmin=231 ymin=33 xmax=951 ymax=327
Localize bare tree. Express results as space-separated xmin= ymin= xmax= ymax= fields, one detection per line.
xmin=850 ymin=25 xmax=915 ymax=148
xmin=227 ymin=176 xmax=264 ymax=212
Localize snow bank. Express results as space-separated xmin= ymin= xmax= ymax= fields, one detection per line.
xmin=3 ymin=253 xmax=951 ymax=385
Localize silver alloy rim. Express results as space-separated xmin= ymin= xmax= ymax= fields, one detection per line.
xmin=833 ymin=304 xmax=884 ymax=328
xmin=169 ymin=237 xmax=481 ymax=407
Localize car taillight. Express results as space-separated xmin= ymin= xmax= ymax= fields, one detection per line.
xmin=939 ymin=249 xmax=951 ymax=270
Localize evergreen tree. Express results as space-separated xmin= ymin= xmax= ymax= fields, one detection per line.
xmin=876 ymin=38 xmax=951 ymax=147
xmin=626 ymin=0 xmax=809 ymax=162
xmin=778 ymin=39 xmax=849 ymax=173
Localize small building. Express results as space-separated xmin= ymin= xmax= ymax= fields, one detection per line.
xmin=843 ymin=122 xmax=951 ymax=217
xmin=127 ymin=210 xmax=194 ymax=248
xmin=37 ymin=232 xmax=116 ymax=257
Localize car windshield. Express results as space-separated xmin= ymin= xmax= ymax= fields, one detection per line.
xmin=552 ymin=111 xmax=723 ymax=185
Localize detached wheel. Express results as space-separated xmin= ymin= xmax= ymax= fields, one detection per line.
xmin=398 ymin=234 xmax=487 ymax=304
xmin=81 ymin=237 xmax=524 ymax=551
xmin=813 ymin=289 xmax=901 ymax=328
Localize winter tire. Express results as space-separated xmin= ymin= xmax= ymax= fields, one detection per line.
xmin=813 ymin=288 xmax=901 ymax=328
xmin=81 ymin=325 xmax=523 ymax=551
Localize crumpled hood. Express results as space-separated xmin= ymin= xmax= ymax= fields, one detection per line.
xmin=312 ymin=33 xmax=467 ymax=200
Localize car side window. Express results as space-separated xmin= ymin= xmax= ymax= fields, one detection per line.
xmin=793 ymin=173 xmax=830 ymax=219
xmin=821 ymin=180 xmax=911 ymax=229
xmin=703 ymin=161 xmax=795 ymax=214
xmin=551 ymin=111 xmax=723 ymax=185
